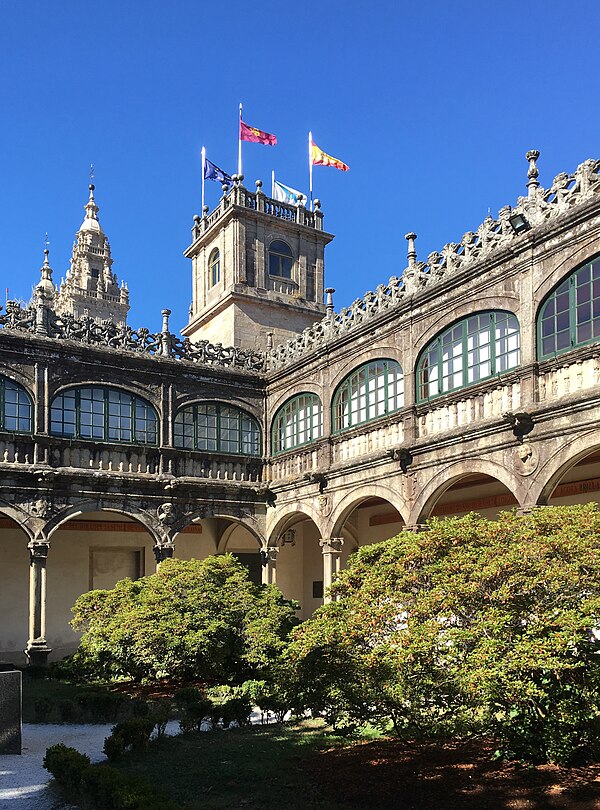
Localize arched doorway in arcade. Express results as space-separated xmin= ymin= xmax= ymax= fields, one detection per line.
xmin=423 ymin=474 xmax=519 ymax=521
xmin=269 ymin=513 xmax=323 ymax=620
xmin=333 ymin=496 xmax=405 ymax=559
xmin=47 ymin=511 xmax=159 ymax=660
xmin=0 ymin=513 xmax=29 ymax=665
xmin=546 ymin=448 xmax=600 ymax=507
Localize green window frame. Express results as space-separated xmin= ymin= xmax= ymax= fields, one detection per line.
xmin=208 ymin=248 xmax=220 ymax=287
xmin=50 ymin=386 xmax=157 ymax=444
xmin=272 ymin=392 xmax=323 ymax=454
xmin=417 ymin=311 xmax=520 ymax=402
xmin=332 ymin=359 xmax=404 ymax=433
xmin=0 ymin=376 xmax=33 ymax=433
xmin=268 ymin=240 xmax=293 ymax=279
xmin=174 ymin=402 xmax=261 ymax=456
xmin=538 ymin=256 xmax=600 ymax=359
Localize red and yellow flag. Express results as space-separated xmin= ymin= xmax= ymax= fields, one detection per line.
xmin=311 ymin=141 xmax=349 ymax=171
xmin=240 ymin=120 xmax=277 ymax=146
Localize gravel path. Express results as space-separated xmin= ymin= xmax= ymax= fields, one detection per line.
xmin=0 ymin=721 xmax=181 ymax=810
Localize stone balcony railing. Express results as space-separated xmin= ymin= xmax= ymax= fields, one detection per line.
xmin=331 ymin=418 xmax=405 ymax=465
xmin=0 ymin=434 xmax=263 ymax=483
xmin=191 ymin=179 xmax=323 ymax=242
xmin=417 ymin=379 xmax=522 ymax=438
xmin=538 ymin=354 xmax=600 ymax=402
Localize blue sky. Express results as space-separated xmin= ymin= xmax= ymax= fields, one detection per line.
xmin=1 ymin=1 xmax=598 ymax=334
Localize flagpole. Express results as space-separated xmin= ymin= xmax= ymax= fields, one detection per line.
xmin=271 ymin=170 xmax=275 ymax=199
xmin=238 ymin=102 xmax=243 ymax=177
xmin=308 ymin=131 xmax=313 ymax=211
xmin=201 ymin=146 xmax=206 ymax=212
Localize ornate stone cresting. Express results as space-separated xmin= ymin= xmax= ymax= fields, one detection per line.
xmin=266 ymin=153 xmax=600 ymax=370
xmin=3 ymin=154 xmax=599 ymax=375
xmin=55 ymin=184 xmax=130 ymax=327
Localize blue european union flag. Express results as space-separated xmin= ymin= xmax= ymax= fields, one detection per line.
xmin=204 ymin=157 xmax=233 ymax=188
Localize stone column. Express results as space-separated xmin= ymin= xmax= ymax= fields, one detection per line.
xmin=25 ymin=540 xmax=51 ymax=666
xmin=319 ymin=537 xmax=344 ymax=603
xmin=260 ymin=546 xmax=279 ymax=586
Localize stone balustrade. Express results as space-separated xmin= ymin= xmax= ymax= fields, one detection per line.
xmin=331 ymin=419 xmax=405 ymax=464
xmin=269 ymin=446 xmax=321 ymax=481
xmin=538 ymin=356 xmax=600 ymax=402
xmin=417 ymin=380 xmax=522 ymax=438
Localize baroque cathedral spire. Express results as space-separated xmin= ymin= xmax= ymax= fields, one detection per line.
xmin=55 ymin=183 xmax=130 ymax=327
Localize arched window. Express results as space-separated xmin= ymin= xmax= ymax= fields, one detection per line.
xmin=417 ymin=311 xmax=520 ymax=401
xmin=50 ymin=386 xmax=157 ymax=444
xmin=272 ymin=393 xmax=323 ymax=454
xmin=268 ymin=240 xmax=293 ymax=279
xmin=332 ymin=359 xmax=404 ymax=433
xmin=174 ymin=402 xmax=261 ymax=456
xmin=0 ymin=376 xmax=32 ymax=433
xmin=208 ymin=248 xmax=220 ymax=287
xmin=538 ymin=257 xmax=600 ymax=358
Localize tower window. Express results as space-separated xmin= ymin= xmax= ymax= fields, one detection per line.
xmin=208 ymin=248 xmax=220 ymax=287
xmin=268 ymin=240 xmax=293 ymax=279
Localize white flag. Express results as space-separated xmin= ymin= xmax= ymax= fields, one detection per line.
xmin=273 ymin=179 xmax=306 ymax=207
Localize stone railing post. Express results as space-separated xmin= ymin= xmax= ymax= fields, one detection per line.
xmin=319 ymin=537 xmax=344 ymax=602
xmin=25 ymin=540 xmax=51 ymax=666
xmin=260 ymin=546 xmax=279 ymax=586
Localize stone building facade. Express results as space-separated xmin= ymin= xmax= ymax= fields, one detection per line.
xmin=2 ymin=152 xmax=600 ymax=665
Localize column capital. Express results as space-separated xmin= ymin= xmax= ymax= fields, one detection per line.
xmin=320 ymin=537 xmax=344 ymax=555
xmin=153 ymin=544 xmax=174 ymax=564
xmin=260 ymin=546 xmax=279 ymax=565
xmin=28 ymin=540 xmax=50 ymax=562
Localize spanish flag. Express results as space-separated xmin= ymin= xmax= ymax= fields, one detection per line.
xmin=240 ymin=119 xmax=277 ymax=146
xmin=311 ymin=140 xmax=349 ymax=171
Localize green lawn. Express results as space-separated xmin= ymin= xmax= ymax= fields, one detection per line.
xmin=114 ymin=720 xmax=354 ymax=810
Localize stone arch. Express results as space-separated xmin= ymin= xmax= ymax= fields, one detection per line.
xmin=0 ymin=503 xmax=32 ymax=665
xmin=0 ymin=500 xmax=35 ymax=541
xmin=533 ymin=241 xmax=600 ymax=301
xmin=531 ymin=430 xmax=600 ymax=506
xmin=269 ymin=385 xmax=324 ymax=419
xmin=48 ymin=380 xmax=161 ymax=413
xmin=173 ymin=394 xmax=263 ymax=423
xmin=414 ymin=299 xmax=521 ymax=348
xmin=45 ymin=500 xmax=163 ymax=545
xmin=410 ymin=459 xmax=524 ymax=525
xmin=215 ymin=518 xmax=264 ymax=553
xmin=329 ymin=483 xmax=409 ymax=538
xmin=0 ymin=364 xmax=35 ymax=394
xmin=328 ymin=348 xmax=404 ymax=394
xmin=266 ymin=501 xmax=326 ymax=547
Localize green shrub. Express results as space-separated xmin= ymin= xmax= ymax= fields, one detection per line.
xmin=288 ymin=504 xmax=600 ymax=764
xmin=34 ymin=697 xmax=54 ymax=722
xmin=174 ymin=687 xmax=203 ymax=711
xmin=58 ymin=699 xmax=79 ymax=723
xmin=130 ymin=698 xmax=150 ymax=717
xmin=103 ymin=732 xmax=126 ymax=762
xmin=77 ymin=688 xmax=125 ymax=723
xmin=82 ymin=765 xmax=180 ymax=810
xmin=149 ymin=699 xmax=172 ymax=738
xmin=110 ymin=717 xmax=155 ymax=752
xmin=43 ymin=743 xmax=90 ymax=793
xmin=71 ymin=555 xmax=299 ymax=683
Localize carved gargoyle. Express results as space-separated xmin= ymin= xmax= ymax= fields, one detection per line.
xmin=502 ymin=411 xmax=534 ymax=441
xmin=303 ymin=471 xmax=327 ymax=493
xmin=388 ymin=447 xmax=413 ymax=473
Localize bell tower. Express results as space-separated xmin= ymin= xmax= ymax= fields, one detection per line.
xmin=56 ymin=184 xmax=130 ymax=326
xmin=182 ymin=177 xmax=333 ymax=350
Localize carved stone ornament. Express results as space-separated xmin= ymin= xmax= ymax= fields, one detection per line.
xmin=318 ymin=494 xmax=331 ymax=517
xmin=515 ymin=442 xmax=538 ymax=476
xmin=156 ymin=502 xmax=178 ymax=525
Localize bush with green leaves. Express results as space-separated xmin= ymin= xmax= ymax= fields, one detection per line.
xmin=43 ymin=743 xmax=90 ymax=793
xmin=70 ymin=555 xmax=298 ymax=683
xmin=288 ymin=505 xmax=600 ymax=764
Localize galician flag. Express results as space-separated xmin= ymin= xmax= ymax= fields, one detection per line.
xmin=311 ymin=140 xmax=349 ymax=171
xmin=273 ymin=179 xmax=306 ymax=206
xmin=240 ymin=120 xmax=277 ymax=146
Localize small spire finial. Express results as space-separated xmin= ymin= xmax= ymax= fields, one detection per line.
xmin=405 ymin=232 xmax=417 ymax=266
xmin=325 ymin=287 xmax=335 ymax=314
xmin=526 ymin=150 xmax=540 ymax=196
